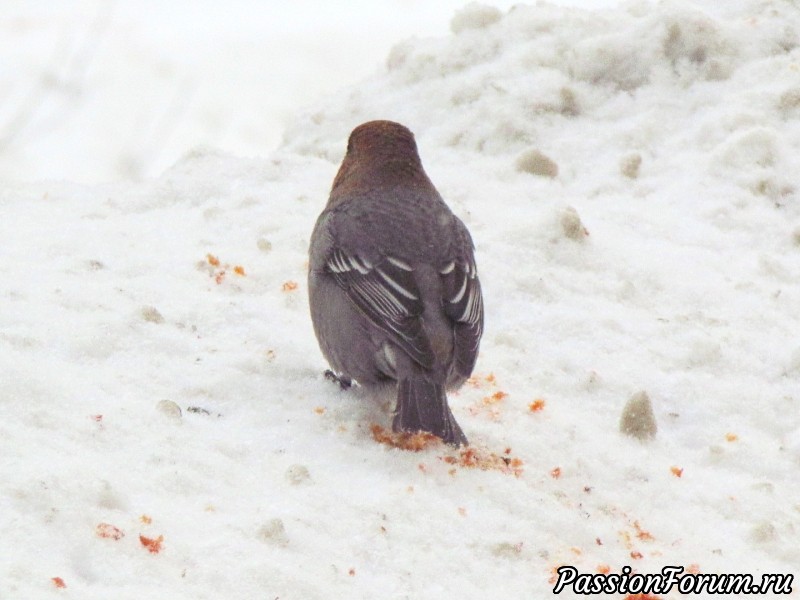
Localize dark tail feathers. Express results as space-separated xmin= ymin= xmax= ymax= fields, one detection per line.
xmin=393 ymin=378 xmax=468 ymax=447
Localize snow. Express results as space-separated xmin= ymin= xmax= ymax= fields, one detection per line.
xmin=2 ymin=0 xmax=800 ymax=598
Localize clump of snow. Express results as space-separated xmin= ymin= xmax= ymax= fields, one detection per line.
xmin=156 ymin=399 xmax=183 ymax=419
xmin=450 ymin=3 xmax=503 ymax=34
xmin=515 ymin=148 xmax=559 ymax=178
xmin=619 ymin=152 xmax=642 ymax=179
xmin=3 ymin=0 xmax=800 ymax=598
xmin=619 ymin=390 xmax=658 ymax=440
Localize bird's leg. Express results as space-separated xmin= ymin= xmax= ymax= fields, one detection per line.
xmin=324 ymin=369 xmax=352 ymax=390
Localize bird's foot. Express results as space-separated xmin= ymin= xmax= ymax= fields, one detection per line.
xmin=324 ymin=369 xmax=352 ymax=390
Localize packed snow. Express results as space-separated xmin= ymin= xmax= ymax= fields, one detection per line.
xmin=2 ymin=1 xmax=800 ymax=598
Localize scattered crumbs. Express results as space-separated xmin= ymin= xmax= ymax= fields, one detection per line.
xmin=139 ymin=534 xmax=164 ymax=554
xmin=670 ymin=466 xmax=684 ymax=478
xmin=483 ymin=390 xmax=508 ymax=404
xmin=51 ymin=577 xmax=66 ymax=589
xmin=96 ymin=522 xmax=125 ymax=540
xmin=467 ymin=372 xmax=497 ymax=388
xmin=215 ymin=270 xmax=226 ymax=285
xmin=440 ymin=445 xmax=524 ymax=476
xmin=633 ymin=520 xmax=654 ymax=541
xmin=282 ymin=281 xmax=298 ymax=292
xmin=371 ymin=424 xmax=441 ymax=451
xmin=528 ymin=399 xmax=546 ymax=412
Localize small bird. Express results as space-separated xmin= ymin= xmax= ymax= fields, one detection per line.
xmin=308 ymin=120 xmax=483 ymax=446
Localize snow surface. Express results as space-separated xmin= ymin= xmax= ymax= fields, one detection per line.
xmin=2 ymin=0 xmax=800 ymax=598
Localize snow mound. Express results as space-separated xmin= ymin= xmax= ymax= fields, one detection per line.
xmin=3 ymin=1 xmax=800 ymax=598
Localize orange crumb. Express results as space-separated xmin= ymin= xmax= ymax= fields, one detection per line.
xmin=570 ymin=547 xmax=582 ymax=555
xmin=139 ymin=515 xmax=152 ymax=524
xmin=597 ymin=564 xmax=611 ymax=574
xmin=630 ymin=551 xmax=643 ymax=559
xmin=282 ymin=280 xmax=298 ymax=291
xmin=371 ymin=424 xmax=441 ymax=451
xmin=548 ymin=565 xmax=564 ymax=585
xmin=633 ymin=521 xmax=654 ymax=541
xmin=550 ymin=466 xmax=562 ymax=479
xmin=440 ymin=445 xmax=524 ymax=476
xmin=233 ymin=265 xmax=246 ymax=276
xmin=485 ymin=373 xmax=496 ymax=384
xmin=670 ymin=466 xmax=684 ymax=478
xmin=139 ymin=534 xmax=164 ymax=554
xmin=483 ymin=390 xmax=508 ymax=405
xmin=207 ymin=254 xmax=220 ymax=267
xmin=624 ymin=595 xmax=662 ymax=600
xmin=528 ymin=399 xmax=546 ymax=412
xmin=725 ymin=432 xmax=738 ymax=442
xmin=313 ymin=406 xmax=326 ymax=415
xmin=95 ymin=523 xmax=125 ymax=540
xmin=51 ymin=577 xmax=66 ymax=589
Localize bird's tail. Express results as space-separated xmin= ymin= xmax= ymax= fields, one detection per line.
xmin=393 ymin=378 xmax=468 ymax=447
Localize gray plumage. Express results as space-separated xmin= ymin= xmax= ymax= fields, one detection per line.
xmin=308 ymin=120 xmax=483 ymax=446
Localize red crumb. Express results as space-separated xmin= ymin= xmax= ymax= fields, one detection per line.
xmin=139 ymin=534 xmax=164 ymax=554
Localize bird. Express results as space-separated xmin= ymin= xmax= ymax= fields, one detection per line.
xmin=308 ymin=120 xmax=483 ymax=446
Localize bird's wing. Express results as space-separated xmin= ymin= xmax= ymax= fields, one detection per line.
xmin=440 ymin=256 xmax=483 ymax=378
xmin=325 ymin=248 xmax=435 ymax=369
